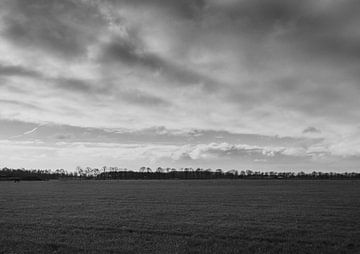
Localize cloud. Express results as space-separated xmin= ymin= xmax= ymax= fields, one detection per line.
xmin=1 ymin=0 xmax=106 ymax=59
xmin=170 ymin=142 xmax=304 ymax=161
xmin=54 ymin=134 xmax=73 ymax=140
xmin=0 ymin=0 xmax=360 ymax=170
xmin=303 ymin=127 xmax=321 ymax=134
xmin=0 ymin=64 xmax=41 ymax=78
xmin=105 ymin=0 xmax=206 ymax=20
xmin=120 ymin=89 xmax=170 ymax=107
xmin=0 ymin=120 xmax=358 ymax=171
xmin=0 ymin=99 xmax=44 ymax=111
xmin=100 ymin=36 xmax=220 ymax=91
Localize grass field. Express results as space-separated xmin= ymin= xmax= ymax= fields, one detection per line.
xmin=0 ymin=180 xmax=359 ymax=253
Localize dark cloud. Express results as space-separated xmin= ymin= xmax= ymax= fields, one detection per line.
xmin=0 ymin=0 xmax=206 ymax=60
xmin=263 ymin=1 xmax=360 ymax=67
xmin=101 ymin=38 xmax=219 ymax=91
xmin=0 ymin=62 xmax=170 ymax=107
xmin=45 ymin=76 xmax=111 ymax=97
xmin=1 ymin=0 xmax=105 ymax=58
xmin=0 ymin=63 xmax=105 ymax=94
xmin=195 ymin=0 xmax=360 ymax=73
xmin=303 ymin=127 xmax=321 ymax=134
xmin=215 ymin=0 xmax=360 ymax=121
xmin=58 ymin=78 xmax=94 ymax=92
xmin=0 ymin=64 xmax=108 ymax=96
xmin=52 ymin=77 xmax=170 ymax=107
xmin=208 ymin=0 xmax=304 ymax=32
xmin=108 ymin=0 xmax=206 ymax=20
xmin=270 ymin=75 xmax=360 ymax=122
xmin=54 ymin=134 xmax=72 ymax=140
xmin=120 ymin=89 xmax=170 ymax=107
xmin=0 ymin=64 xmax=41 ymax=78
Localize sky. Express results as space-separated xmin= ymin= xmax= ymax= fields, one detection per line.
xmin=0 ymin=0 xmax=360 ymax=172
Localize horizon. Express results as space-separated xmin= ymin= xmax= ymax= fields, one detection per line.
xmin=1 ymin=0 xmax=360 ymax=172
xmin=1 ymin=165 xmax=359 ymax=174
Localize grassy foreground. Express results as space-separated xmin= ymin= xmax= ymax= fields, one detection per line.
xmin=0 ymin=180 xmax=359 ymax=253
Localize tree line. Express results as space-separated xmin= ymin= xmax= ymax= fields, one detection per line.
xmin=0 ymin=166 xmax=359 ymax=181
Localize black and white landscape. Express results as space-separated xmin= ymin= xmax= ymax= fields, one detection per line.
xmin=0 ymin=0 xmax=359 ymax=253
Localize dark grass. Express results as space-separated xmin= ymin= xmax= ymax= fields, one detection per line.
xmin=0 ymin=180 xmax=359 ymax=253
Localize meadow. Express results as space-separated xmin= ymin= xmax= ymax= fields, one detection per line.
xmin=0 ymin=180 xmax=359 ymax=253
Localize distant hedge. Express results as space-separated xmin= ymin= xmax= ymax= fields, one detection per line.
xmin=1 ymin=167 xmax=359 ymax=181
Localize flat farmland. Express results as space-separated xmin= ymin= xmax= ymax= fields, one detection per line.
xmin=0 ymin=180 xmax=359 ymax=253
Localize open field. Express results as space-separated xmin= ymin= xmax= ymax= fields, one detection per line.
xmin=0 ymin=180 xmax=359 ymax=253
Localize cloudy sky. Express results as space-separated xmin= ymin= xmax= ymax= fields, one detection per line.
xmin=0 ymin=0 xmax=360 ymax=171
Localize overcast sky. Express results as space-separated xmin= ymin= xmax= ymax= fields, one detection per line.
xmin=0 ymin=0 xmax=360 ymax=171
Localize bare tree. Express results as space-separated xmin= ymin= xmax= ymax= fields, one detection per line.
xmin=76 ymin=166 xmax=83 ymax=179
xmin=156 ymin=167 xmax=164 ymax=173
